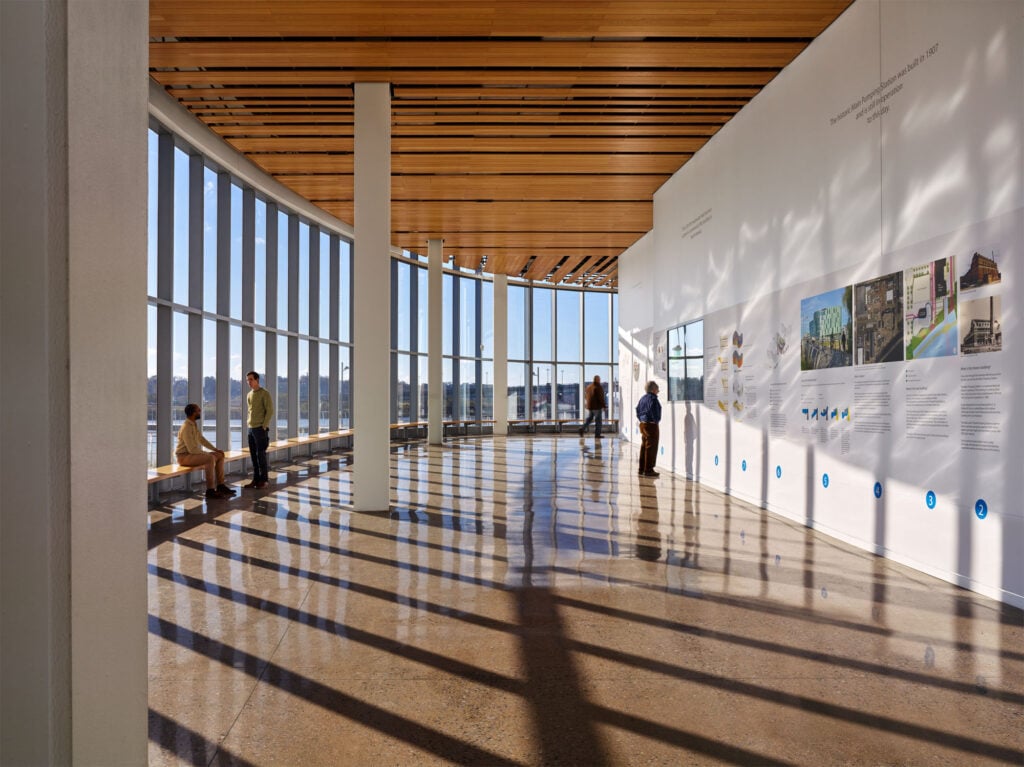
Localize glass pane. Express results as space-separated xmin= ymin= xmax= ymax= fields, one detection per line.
xmin=584 ymin=292 xmax=611 ymax=362
xmin=397 ymin=261 xmax=411 ymax=351
xmin=277 ymin=334 xmax=289 ymax=435
xmin=417 ymin=266 xmax=429 ymax=353
xmin=481 ymin=280 xmax=493 ymax=359
xmin=685 ymin=320 xmax=704 ymax=352
xmin=298 ymin=222 xmax=309 ymax=335
xmin=533 ymin=288 xmax=552 ymax=361
xmin=556 ymin=364 xmax=582 ymax=419
xmin=459 ymin=359 xmax=476 ymax=420
xmin=443 ymin=358 xmax=454 ymax=419
xmin=443 ymin=274 xmax=453 ymax=355
xmin=507 ymin=362 xmax=527 ymax=419
xmin=318 ymin=342 xmax=330 ymax=432
xmin=230 ymin=324 xmax=242 ymax=449
xmin=684 ymin=357 xmax=705 ymax=401
xmin=230 ymin=183 xmax=242 ymax=317
xmin=481 ymin=360 xmax=493 ymax=420
xmin=339 ymin=240 xmax=351 ymax=343
xmin=460 ymin=277 xmax=477 ymax=357
xmin=277 ymin=210 xmax=289 ymax=330
xmin=340 ymin=346 xmax=351 ymax=428
xmin=172 ymin=311 xmax=189 ymax=429
xmin=320 ymin=231 xmax=330 ymax=339
xmin=298 ymin=338 xmax=309 ymax=435
xmin=204 ymin=167 xmax=218 ymax=312
xmin=203 ymin=319 xmax=217 ymax=443
xmin=556 ymin=290 xmax=580 ymax=361
xmin=397 ymin=353 xmax=411 ymax=423
xmin=418 ymin=355 xmax=429 ymax=421
xmin=583 ymin=365 xmax=611 ymax=415
xmin=147 ymin=131 xmax=158 ymax=299
xmin=508 ymin=285 xmax=526 ymax=360
xmin=172 ymin=147 xmax=189 ymax=306
xmin=254 ymin=198 xmax=267 ymax=325
xmin=668 ymin=326 xmax=684 ymax=358
xmin=147 ymin=305 xmax=157 ymax=467
xmin=531 ymin=363 xmax=552 ymax=419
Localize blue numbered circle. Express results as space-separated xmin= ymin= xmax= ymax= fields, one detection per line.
xmin=776 ymin=465 xmax=782 ymax=479
xmin=873 ymin=482 xmax=882 ymax=499
xmin=714 ymin=454 xmax=719 ymax=466
xmin=822 ymin=473 xmax=829 ymax=488
xmin=741 ymin=459 xmax=747 ymax=472
xmin=925 ymin=490 xmax=936 ymax=509
xmin=975 ymin=499 xmax=988 ymax=520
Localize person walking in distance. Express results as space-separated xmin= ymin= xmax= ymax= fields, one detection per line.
xmin=175 ymin=403 xmax=235 ymax=499
xmin=636 ymin=380 xmax=662 ymax=477
xmin=245 ymin=371 xmax=274 ymax=489
xmin=579 ymin=375 xmax=608 ymax=438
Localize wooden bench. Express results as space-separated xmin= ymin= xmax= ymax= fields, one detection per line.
xmin=148 ymin=429 xmax=353 ymax=499
xmin=508 ymin=418 xmax=619 ymax=434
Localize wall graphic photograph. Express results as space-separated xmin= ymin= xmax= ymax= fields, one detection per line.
xmin=959 ymin=295 xmax=1002 ymax=355
xmin=853 ymin=271 xmax=904 ymax=364
xmin=800 ymin=286 xmax=853 ymax=370
xmin=959 ymin=249 xmax=1002 ymax=290
xmin=905 ymin=257 xmax=958 ymax=360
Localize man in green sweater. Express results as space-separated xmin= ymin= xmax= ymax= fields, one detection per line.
xmin=245 ymin=371 xmax=274 ymax=489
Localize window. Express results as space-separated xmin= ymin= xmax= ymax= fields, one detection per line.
xmin=667 ymin=319 xmax=704 ymax=401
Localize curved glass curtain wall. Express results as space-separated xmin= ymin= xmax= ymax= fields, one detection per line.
xmin=391 ymin=255 xmax=618 ymax=425
xmin=146 ymin=126 xmax=353 ymax=468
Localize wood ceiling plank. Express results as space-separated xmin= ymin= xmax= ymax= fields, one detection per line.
xmin=391 ymin=86 xmax=761 ymax=100
xmin=250 ymin=155 xmax=354 ymax=174
xmin=390 ymin=175 xmax=667 ymax=202
xmin=397 ymin=232 xmax=640 ymax=250
xmin=151 ymin=1 xmax=852 ymax=39
xmin=392 ymin=153 xmax=689 ymax=174
xmin=169 ymin=87 xmax=354 ymax=99
xmin=226 ymin=136 xmax=704 ymax=153
xmin=150 ymin=40 xmax=809 ymax=70
xmin=563 ymin=256 xmax=600 ymax=284
xmin=382 ymin=200 xmax=652 ymax=233
xmin=150 ymin=69 xmax=778 ymax=88
xmin=522 ymin=255 xmax=561 ymax=282
xmin=392 ymin=112 xmax=737 ymax=122
xmin=390 ymin=123 xmax=724 ymax=137
xmin=189 ymin=103 xmax=354 ymax=112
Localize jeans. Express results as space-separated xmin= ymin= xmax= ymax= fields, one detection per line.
xmin=580 ymin=408 xmax=604 ymax=436
xmin=248 ymin=426 xmax=270 ymax=482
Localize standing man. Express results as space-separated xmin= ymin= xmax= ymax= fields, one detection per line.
xmin=176 ymin=403 xmax=235 ymax=499
xmin=636 ymin=380 xmax=662 ymax=477
xmin=245 ymin=370 xmax=274 ymax=489
xmin=579 ymin=375 xmax=608 ymax=438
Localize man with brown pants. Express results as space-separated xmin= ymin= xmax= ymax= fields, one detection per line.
xmin=175 ymin=403 xmax=235 ymax=499
xmin=636 ymin=381 xmax=662 ymax=477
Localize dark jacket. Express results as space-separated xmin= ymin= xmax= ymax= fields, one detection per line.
xmin=584 ymin=382 xmax=607 ymax=410
xmin=636 ymin=392 xmax=662 ymax=423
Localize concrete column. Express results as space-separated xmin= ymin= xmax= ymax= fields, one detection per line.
xmin=493 ymin=275 xmax=509 ymax=435
xmin=1 ymin=1 xmax=148 ymax=764
xmin=427 ymin=239 xmax=444 ymax=445
xmin=353 ymin=82 xmax=392 ymax=510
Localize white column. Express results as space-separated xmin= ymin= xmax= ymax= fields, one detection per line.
xmin=493 ymin=275 xmax=509 ymax=435
xmin=1 ymin=1 xmax=149 ymax=764
xmin=353 ymin=82 xmax=392 ymax=510
xmin=427 ymin=239 xmax=444 ymax=444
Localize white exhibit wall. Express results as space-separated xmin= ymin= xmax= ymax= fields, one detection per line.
xmin=619 ymin=0 xmax=1023 ymax=607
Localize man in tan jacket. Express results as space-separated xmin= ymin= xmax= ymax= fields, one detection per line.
xmin=175 ymin=403 xmax=235 ymax=499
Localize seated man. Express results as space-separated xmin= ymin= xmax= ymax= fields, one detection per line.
xmin=175 ymin=403 xmax=235 ymax=499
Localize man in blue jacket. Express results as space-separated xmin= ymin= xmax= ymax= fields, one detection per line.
xmin=636 ymin=380 xmax=662 ymax=477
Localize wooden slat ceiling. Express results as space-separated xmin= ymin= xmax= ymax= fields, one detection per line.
xmin=150 ymin=0 xmax=852 ymax=289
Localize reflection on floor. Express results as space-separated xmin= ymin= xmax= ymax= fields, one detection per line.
xmin=148 ymin=436 xmax=1024 ymax=766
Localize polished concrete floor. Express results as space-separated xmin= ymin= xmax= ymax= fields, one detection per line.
xmin=148 ymin=436 xmax=1023 ymax=766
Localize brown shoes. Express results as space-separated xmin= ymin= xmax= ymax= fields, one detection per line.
xmin=245 ymin=480 xmax=268 ymax=489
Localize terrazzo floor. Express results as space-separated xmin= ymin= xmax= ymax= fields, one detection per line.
xmin=147 ymin=436 xmax=1023 ymax=766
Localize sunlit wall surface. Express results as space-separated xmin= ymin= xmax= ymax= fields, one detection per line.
xmin=147 ymin=127 xmax=353 ymax=467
